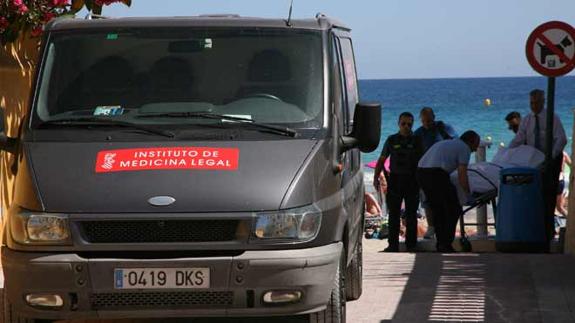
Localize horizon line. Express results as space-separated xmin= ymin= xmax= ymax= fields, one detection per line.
xmin=360 ymin=75 xmax=575 ymax=81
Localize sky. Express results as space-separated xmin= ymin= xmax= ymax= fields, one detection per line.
xmin=96 ymin=0 xmax=575 ymax=80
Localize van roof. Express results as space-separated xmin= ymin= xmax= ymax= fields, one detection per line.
xmin=47 ymin=14 xmax=351 ymax=32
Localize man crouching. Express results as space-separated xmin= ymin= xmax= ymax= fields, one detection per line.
xmin=416 ymin=131 xmax=480 ymax=253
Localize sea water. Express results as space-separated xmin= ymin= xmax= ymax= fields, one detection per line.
xmin=360 ymin=76 xmax=575 ymax=187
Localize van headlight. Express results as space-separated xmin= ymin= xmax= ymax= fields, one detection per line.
xmin=253 ymin=204 xmax=322 ymax=241
xmin=10 ymin=212 xmax=71 ymax=244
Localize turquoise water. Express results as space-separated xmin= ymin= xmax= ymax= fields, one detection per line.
xmin=360 ymin=76 xmax=575 ymax=164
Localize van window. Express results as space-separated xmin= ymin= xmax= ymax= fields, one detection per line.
xmin=332 ymin=37 xmax=345 ymax=132
xmin=338 ymin=37 xmax=358 ymax=134
xmin=33 ymin=28 xmax=324 ymax=130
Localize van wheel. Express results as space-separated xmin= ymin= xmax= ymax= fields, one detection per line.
xmin=3 ymin=289 xmax=52 ymax=323
xmin=345 ymin=236 xmax=363 ymax=301
xmin=308 ymin=250 xmax=346 ymax=323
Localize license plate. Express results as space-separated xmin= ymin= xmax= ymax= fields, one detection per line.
xmin=114 ymin=268 xmax=210 ymax=289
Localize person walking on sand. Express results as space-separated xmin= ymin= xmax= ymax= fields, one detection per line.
xmin=414 ymin=107 xmax=458 ymax=239
xmin=374 ymin=112 xmax=423 ymax=252
xmin=509 ymin=89 xmax=567 ymax=246
xmin=417 ymin=130 xmax=480 ymax=253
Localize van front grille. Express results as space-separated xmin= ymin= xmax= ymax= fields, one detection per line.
xmin=80 ymin=220 xmax=239 ymax=243
xmin=90 ymin=291 xmax=234 ymax=310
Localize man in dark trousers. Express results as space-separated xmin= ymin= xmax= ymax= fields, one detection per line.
xmin=414 ymin=107 xmax=458 ymax=239
xmin=417 ymin=131 xmax=480 ymax=253
xmin=509 ymin=89 xmax=567 ymax=246
xmin=374 ymin=112 xmax=423 ymax=252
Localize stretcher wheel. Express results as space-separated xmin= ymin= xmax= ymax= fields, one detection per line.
xmin=459 ymin=236 xmax=472 ymax=252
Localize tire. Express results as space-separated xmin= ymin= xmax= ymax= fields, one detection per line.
xmin=345 ymin=236 xmax=363 ymax=301
xmin=3 ymin=289 xmax=52 ymax=323
xmin=308 ymin=249 xmax=346 ymax=323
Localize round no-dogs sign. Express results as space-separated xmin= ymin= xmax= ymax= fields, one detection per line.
xmin=526 ymin=21 xmax=575 ymax=77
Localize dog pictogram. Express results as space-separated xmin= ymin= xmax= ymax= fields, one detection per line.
xmin=537 ymin=36 xmax=573 ymax=66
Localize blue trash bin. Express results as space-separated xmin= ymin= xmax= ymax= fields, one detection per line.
xmin=496 ymin=167 xmax=547 ymax=252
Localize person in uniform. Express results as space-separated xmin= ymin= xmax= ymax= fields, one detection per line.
xmin=417 ymin=130 xmax=480 ymax=253
xmin=374 ymin=112 xmax=423 ymax=252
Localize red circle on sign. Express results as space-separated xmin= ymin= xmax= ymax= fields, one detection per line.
xmin=526 ymin=21 xmax=575 ymax=77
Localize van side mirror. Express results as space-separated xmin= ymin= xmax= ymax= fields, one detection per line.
xmin=0 ymin=109 xmax=17 ymax=153
xmin=341 ymin=102 xmax=381 ymax=153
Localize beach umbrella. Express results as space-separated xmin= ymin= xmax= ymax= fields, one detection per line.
xmin=364 ymin=158 xmax=390 ymax=171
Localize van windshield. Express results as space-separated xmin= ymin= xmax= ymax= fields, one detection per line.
xmin=32 ymin=28 xmax=324 ymax=132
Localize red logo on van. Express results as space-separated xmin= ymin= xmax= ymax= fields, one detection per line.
xmin=95 ymin=147 xmax=239 ymax=173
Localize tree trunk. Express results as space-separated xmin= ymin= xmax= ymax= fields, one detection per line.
xmin=0 ymin=32 xmax=40 ymax=219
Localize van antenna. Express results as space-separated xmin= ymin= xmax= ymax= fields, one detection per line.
xmin=285 ymin=0 xmax=294 ymax=26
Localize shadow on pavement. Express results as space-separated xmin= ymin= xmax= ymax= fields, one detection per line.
xmin=381 ymin=253 xmax=574 ymax=323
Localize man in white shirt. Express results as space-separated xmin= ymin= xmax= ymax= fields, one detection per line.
xmin=417 ymin=130 xmax=480 ymax=252
xmin=509 ymin=89 xmax=567 ymax=245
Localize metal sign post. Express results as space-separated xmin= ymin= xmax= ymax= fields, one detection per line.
xmin=525 ymin=21 xmax=575 ymax=252
xmin=545 ymin=77 xmax=555 ymax=180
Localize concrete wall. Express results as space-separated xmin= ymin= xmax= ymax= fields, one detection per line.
xmin=0 ymin=34 xmax=39 ymax=218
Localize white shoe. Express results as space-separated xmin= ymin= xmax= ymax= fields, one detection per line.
xmin=424 ymin=226 xmax=435 ymax=239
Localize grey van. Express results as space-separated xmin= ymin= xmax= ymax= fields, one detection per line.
xmin=0 ymin=14 xmax=380 ymax=323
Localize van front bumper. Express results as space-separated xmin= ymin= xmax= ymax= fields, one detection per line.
xmin=1 ymin=242 xmax=341 ymax=320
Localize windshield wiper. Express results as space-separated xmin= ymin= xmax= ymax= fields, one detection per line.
xmin=136 ymin=112 xmax=298 ymax=137
xmin=38 ymin=117 xmax=175 ymax=138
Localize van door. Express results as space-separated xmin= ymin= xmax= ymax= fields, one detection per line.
xmin=334 ymin=33 xmax=363 ymax=257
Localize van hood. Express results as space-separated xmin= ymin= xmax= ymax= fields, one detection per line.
xmin=26 ymin=140 xmax=317 ymax=213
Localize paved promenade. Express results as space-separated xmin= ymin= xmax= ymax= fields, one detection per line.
xmin=348 ymin=239 xmax=575 ymax=323
xmin=3 ymin=239 xmax=575 ymax=323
